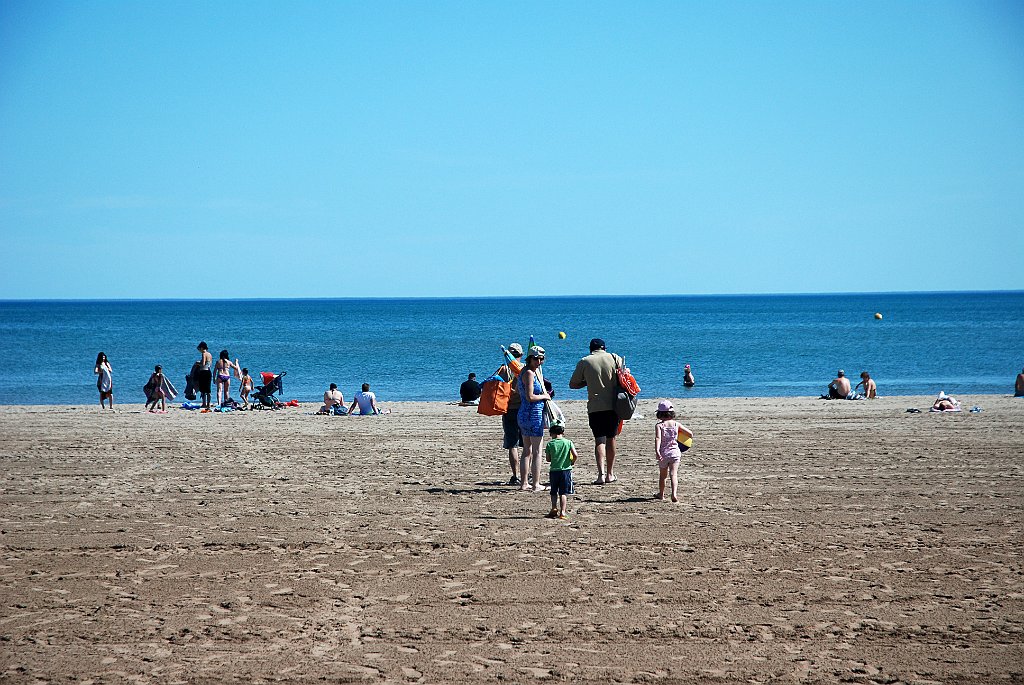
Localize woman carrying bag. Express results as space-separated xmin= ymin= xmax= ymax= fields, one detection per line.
xmin=517 ymin=346 xmax=550 ymax=492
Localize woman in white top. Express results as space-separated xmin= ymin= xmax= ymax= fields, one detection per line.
xmin=94 ymin=352 xmax=113 ymax=410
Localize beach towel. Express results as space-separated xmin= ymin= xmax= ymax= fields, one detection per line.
xmin=144 ymin=376 xmax=177 ymax=402
xmin=929 ymin=405 xmax=962 ymax=413
xmin=184 ymin=361 xmax=201 ymax=401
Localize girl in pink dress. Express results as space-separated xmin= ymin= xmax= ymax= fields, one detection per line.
xmin=653 ymin=399 xmax=692 ymax=502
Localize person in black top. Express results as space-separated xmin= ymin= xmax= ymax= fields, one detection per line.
xmin=460 ymin=373 xmax=481 ymax=404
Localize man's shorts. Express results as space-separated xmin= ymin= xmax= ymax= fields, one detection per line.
xmin=549 ymin=469 xmax=574 ymax=496
xmin=502 ymin=411 xmax=523 ymax=449
xmin=588 ymin=410 xmax=620 ymax=440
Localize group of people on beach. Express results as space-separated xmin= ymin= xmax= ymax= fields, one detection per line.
xmin=492 ymin=337 xmax=693 ymax=518
xmin=92 ymin=342 xmax=257 ymax=413
xmin=822 ymin=369 xmax=877 ymax=400
xmin=317 ymin=382 xmax=386 ymax=415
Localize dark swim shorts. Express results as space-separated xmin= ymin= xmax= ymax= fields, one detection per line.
xmin=501 ymin=412 xmax=523 ymax=449
xmin=195 ymin=369 xmax=213 ymax=394
xmin=588 ymin=410 xmax=619 ymax=440
xmin=549 ymin=469 xmax=574 ymax=496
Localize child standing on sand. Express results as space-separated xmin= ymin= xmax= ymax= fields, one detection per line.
xmin=654 ymin=400 xmax=691 ymax=502
xmin=145 ymin=365 xmax=167 ymax=413
xmin=239 ymin=368 xmax=254 ymax=408
xmin=544 ymin=424 xmax=578 ymax=519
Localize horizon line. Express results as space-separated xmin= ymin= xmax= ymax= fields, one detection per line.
xmin=0 ymin=288 xmax=1022 ymax=304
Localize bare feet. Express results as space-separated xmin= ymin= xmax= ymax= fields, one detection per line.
xmin=654 ymin=493 xmax=664 ymax=500
xmin=671 ymin=495 xmax=679 ymax=503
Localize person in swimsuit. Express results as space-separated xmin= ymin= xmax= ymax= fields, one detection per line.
xmin=239 ymin=368 xmax=254 ymax=408
xmin=215 ymin=349 xmax=240 ymax=406
xmin=856 ymin=371 xmax=877 ymax=399
xmin=683 ymin=363 xmax=695 ymax=388
xmin=94 ymin=352 xmax=113 ymax=410
xmin=196 ymin=342 xmax=213 ymax=410
xmin=517 ymin=346 xmax=551 ymax=492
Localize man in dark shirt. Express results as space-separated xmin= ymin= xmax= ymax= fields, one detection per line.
xmin=460 ymin=373 xmax=481 ymax=404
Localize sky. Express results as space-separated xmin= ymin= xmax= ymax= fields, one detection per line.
xmin=1 ymin=1 xmax=1022 ymax=299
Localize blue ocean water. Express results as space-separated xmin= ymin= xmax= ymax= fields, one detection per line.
xmin=0 ymin=292 xmax=1021 ymax=405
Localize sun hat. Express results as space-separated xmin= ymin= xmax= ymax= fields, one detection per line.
xmin=508 ymin=342 xmax=523 ymax=356
xmin=657 ymin=399 xmax=674 ymax=412
xmin=527 ymin=345 xmax=545 ymax=359
xmin=937 ymin=391 xmax=947 ymax=400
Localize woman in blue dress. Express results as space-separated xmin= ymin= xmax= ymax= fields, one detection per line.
xmin=517 ymin=346 xmax=551 ymax=491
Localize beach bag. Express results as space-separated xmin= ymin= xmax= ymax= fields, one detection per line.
xmin=542 ymin=400 xmax=565 ymax=429
xmin=478 ymin=370 xmax=512 ymax=416
xmin=614 ymin=356 xmax=641 ymax=420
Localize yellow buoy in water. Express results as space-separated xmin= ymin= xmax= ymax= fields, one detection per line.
xmin=874 ymin=312 xmax=883 ymax=320
xmin=558 ymin=331 xmax=566 ymax=339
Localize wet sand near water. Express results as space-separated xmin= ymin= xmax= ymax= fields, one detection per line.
xmin=1 ymin=396 xmax=1022 ymax=683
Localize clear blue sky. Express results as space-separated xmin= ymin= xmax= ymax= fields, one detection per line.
xmin=1 ymin=1 xmax=1022 ymax=299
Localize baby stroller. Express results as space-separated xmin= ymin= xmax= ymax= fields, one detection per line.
xmin=252 ymin=371 xmax=287 ymax=410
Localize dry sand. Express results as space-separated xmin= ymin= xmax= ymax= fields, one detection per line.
xmin=1 ymin=395 xmax=1021 ymax=684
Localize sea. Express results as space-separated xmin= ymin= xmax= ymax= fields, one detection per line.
xmin=0 ymin=292 xmax=1021 ymax=406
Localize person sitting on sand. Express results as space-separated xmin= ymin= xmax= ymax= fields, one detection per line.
xmin=460 ymin=373 xmax=481 ymax=405
xmin=855 ymin=371 xmax=877 ymax=399
xmin=1016 ymin=368 xmax=1024 ymax=397
xmin=319 ymin=383 xmax=345 ymax=414
xmin=826 ymin=370 xmax=853 ymax=399
xmin=348 ymin=383 xmax=381 ymax=415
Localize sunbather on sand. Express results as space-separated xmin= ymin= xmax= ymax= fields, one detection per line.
xmin=932 ymin=391 xmax=960 ymax=411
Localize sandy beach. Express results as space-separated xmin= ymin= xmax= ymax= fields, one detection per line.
xmin=1 ymin=395 xmax=1021 ymax=684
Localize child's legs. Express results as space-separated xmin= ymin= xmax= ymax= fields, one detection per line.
xmin=550 ymin=486 xmax=558 ymax=511
xmin=558 ymin=493 xmax=568 ymax=515
xmin=658 ymin=464 xmax=668 ymax=494
xmin=669 ymin=461 xmax=679 ymax=495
